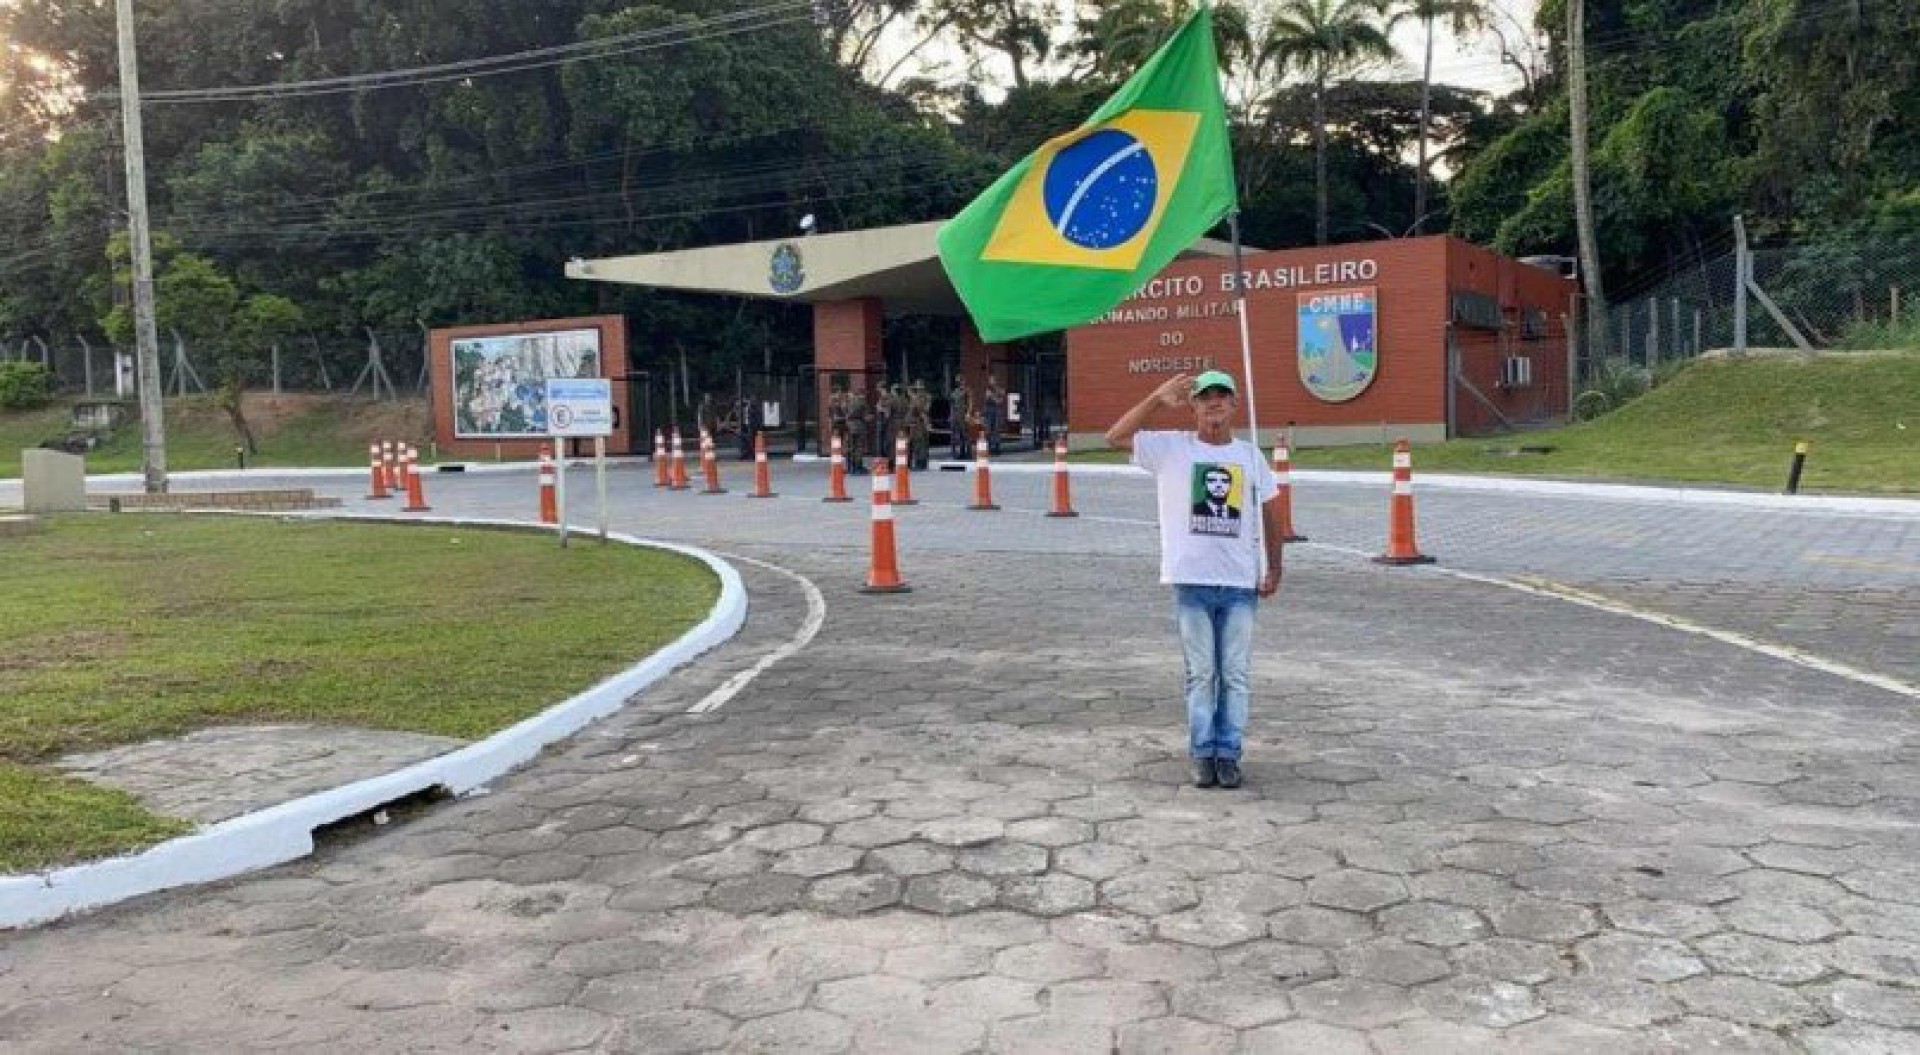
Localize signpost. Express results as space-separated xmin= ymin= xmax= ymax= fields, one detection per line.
xmin=545 ymin=379 xmax=615 ymax=546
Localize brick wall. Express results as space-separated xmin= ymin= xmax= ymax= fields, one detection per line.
xmin=1067 ymin=239 xmax=1451 ymax=442
xmin=429 ymin=316 xmax=631 ymax=460
xmin=1446 ymin=242 xmax=1579 ymax=436
xmin=813 ymin=299 xmax=886 ymax=449
xmin=1065 ymin=237 xmax=1579 ymax=444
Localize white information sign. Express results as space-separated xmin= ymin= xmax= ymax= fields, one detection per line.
xmin=545 ymin=378 xmax=614 ymax=437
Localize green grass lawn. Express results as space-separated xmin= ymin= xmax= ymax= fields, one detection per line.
xmin=0 ymin=515 xmax=719 ymax=872
xmin=1078 ymin=353 xmax=1920 ymax=494
xmin=1 ymin=394 xmax=432 ymax=480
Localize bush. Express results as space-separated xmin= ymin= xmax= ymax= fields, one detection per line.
xmin=0 ymin=361 xmax=54 ymax=410
xmin=1573 ymin=357 xmax=1652 ymax=421
xmin=1837 ymin=315 xmax=1920 ymax=352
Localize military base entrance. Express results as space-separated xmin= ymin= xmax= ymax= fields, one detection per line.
xmin=421 ymin=221 xmax=1579 ymax=464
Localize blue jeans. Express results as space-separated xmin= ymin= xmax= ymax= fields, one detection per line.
xmin=1174 ymin=584 xmax=1257 ymax=760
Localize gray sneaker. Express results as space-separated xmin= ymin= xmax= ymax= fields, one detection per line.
xmin=1191 ymin=758 xmax=1218 ymax=788
xmin=1215 ymin=758 xmax=1243 ymax=789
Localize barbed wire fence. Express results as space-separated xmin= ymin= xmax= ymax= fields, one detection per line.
xmin=0 ymin=327 xmax=433 ymax=401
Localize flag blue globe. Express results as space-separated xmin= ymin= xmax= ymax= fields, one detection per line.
xmin=1042 ymin=129 xmax=1159 ymax=250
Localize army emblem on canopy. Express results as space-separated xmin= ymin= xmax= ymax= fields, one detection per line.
xmin=769 ymin=243 xmax=806 ymax=295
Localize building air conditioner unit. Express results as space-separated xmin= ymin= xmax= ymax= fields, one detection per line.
xmin=1502 ymin=356 xmax=1534 ymax=389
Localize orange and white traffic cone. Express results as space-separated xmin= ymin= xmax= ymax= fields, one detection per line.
xmin=700 ymin=430 xmax=727 ymax=494
xmin=824 ymin=434 xmax=852 ymax=503
xmin=403 ymin=446 xmax=431 ymax=512
xmin=1046 ymin=436 xmax=1078 ymax=518
xmin=892 ymin=433 xmax=917 ymax=506
xmin=1373 ymin=438 xmax=1435 ymax=565
xmin=670 ymin=429 xmax=691 ymax=491
xmin=381 ymin=440 xmax=397 ymax=496
xmin=968 ymin=431 xmax=1000 ymax=511
xmin=366 ymin=442 xmax=390 ymax=500
xmin=749 ymin=431 xmax=777 ymax=498
xmin=859 ymin=461 xmax=910 ymax=594
xmin=537 ymin=444 xmax=559 ymax=524
xmin=1272 ymin=433 xmax=1307 ymax=542
xmin=394 ymin=443 xmax=413 ymax=496
xmin=653 ymin=430 xmax=669 ymax=488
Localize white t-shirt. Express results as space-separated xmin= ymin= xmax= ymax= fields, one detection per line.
xmin=1132 ymin=431 xmax=1276 ymax=587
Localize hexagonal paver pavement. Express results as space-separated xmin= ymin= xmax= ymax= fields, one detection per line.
xmin=4 ymin=473 xmax=1919 ymax=1052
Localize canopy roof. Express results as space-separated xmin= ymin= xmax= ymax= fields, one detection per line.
xmin=565 ymin=220 xmax=1243 ymax=316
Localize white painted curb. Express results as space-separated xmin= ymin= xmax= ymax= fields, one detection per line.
xmin=62 ymin=457 xmax=654 ymax=487
xmin=940 ymin=461 xmax=1920 ymax=518
xmin=0 ymin=515 xmax=746 ymax=929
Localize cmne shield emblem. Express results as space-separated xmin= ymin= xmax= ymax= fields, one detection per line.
xmin=1297 ymin=286 xmax=1378 ymax=403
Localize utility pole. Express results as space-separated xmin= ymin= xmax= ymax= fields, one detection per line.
xmin=115 ymin=0 xmax=167 ymax=493
xmin=1566 ymin=0 xmax=1609 ymax=370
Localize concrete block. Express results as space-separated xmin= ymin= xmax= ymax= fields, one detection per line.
xmin=22 ymin=449 xmax=86 ymax=513
xmin=0 ymin=515 xmax=45 ymax=538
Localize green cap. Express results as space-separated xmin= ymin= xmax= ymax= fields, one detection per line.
xmin=1191 ymin=370 xmax=1237 ymax=396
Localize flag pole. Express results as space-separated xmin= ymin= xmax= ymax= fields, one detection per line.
xmin=1227 ymin=211 xmax=1260 ymax=446
xmin=1227 ymin=210 xmax=1269 ymax=589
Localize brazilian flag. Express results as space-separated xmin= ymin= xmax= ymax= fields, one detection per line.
xmin=936 ymin=8 xmax=1236 ymax=342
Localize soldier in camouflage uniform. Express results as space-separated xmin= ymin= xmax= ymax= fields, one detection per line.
xmin=872 ymin=384 xmax=891 ymax=462
xmin=948 ymin=380 xmax=973 ymax=459
xmin=906 ymin=381 xmax=932 ymax=469
xmin=881 ymin=384 xmax=908 ymax=466
xmin=846 ymin=386 xmax=870 ymax=472
xmin=826 ymin=387 xmax=848 ymax=462
xmin=982 ymin=378 xmax=1005 ymax=456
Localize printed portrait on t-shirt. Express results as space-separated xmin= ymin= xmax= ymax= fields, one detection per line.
xmin=1188 ymin=462 xmax=1244 ymax=536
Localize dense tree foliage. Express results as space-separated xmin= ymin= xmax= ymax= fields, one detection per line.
xmin=1451 ymin=0 xmax=1919 ymax=283
xmin=0 ymin=0 xmax=1908 ymax=391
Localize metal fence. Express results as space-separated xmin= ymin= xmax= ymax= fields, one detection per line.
xmin=0 ymin=329 xmax=432 ymax=400
xmin=1606 ymin=221 xmax=1920 ymax=369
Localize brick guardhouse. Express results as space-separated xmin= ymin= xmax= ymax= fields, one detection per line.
xmin=567 ymin=228 xmax=1578 ymax=450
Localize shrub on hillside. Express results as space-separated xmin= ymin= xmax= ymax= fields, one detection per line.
xmin=1573 ymin=357 xmax=1651 ymax=421
xmin=1572 ymin=356 xmax=1692 ymax=421
xmin=1838 ymin=315 xmax=1920 ymax=352
xmin=0 ymin=361 xmax=53 ymax=410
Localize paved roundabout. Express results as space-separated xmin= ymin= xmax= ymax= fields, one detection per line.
xmin=2 ymin=463 xmax=1916 ymax=1053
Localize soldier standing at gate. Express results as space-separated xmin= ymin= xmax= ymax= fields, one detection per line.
xmin=735 ymin=393 xmax=756 ymax=459
xmin=740 ymin=396 xmax=763 ymax=460
xmin=948 ymin=380 xmax=972 ymax=459
xmin=846 ymin=386 xmax=870 ymax=472
xmin=827 ymin=386 xmax=849 ymax=460
xmin=982 ymin=377 xmax=1005 ymax=455
xmin=908 ymin=380 xmax=932 ymax=470
xmin=885 ymin=384 xmax=911 ymax=466
xmin=874 ymin=384 xmax=894 ymax=461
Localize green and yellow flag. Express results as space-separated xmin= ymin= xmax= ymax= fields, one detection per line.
xmin=936 ymin=8 xmax=1236 ymax=342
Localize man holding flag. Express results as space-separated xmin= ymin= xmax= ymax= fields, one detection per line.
xmin=938 ymin=7 xmax=1281 ymax=788
xmin=1105 ymin=370 xmax=1283 ymax=789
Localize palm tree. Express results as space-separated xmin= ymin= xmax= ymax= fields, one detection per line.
xmin=1387 ymin=0 xmax=1484 ymax=233
xmin=1260 ymin=0 xmax=1396 ymax=245
xmin=1075 ymin=0 xmax=1254 ymax=83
